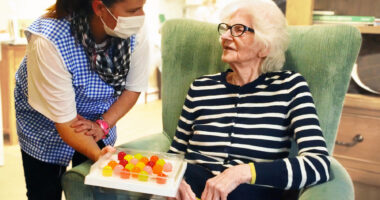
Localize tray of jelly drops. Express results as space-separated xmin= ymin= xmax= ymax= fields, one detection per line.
xmin=84 ymin=148 xmax=187 ymax=197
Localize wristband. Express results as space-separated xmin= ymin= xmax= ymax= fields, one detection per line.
xmin=249 ymin=162 xmax=256 ymax=184
xmin=96 ymin=116 xmax=110 ymax=139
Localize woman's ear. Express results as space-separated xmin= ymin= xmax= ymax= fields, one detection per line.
xmin=259 ymin=45 xmax=270 ymax=58
xmin=92 ymin=0 xmax=104 ymax=17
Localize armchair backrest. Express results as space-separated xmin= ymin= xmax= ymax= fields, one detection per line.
xmin=161 ymin=19 xmax=361 ymax=154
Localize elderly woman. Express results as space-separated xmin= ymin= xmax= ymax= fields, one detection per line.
xmin=169 ymin=0 xmax=330 ymax=200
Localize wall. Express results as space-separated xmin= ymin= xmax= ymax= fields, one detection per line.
xmin=0 ymin=0 xmax=55 ymax=31
xmin=158 ymin=0 xmax=185 ymax=20
xmin=0 ymin=87 xmax=3 ymax=166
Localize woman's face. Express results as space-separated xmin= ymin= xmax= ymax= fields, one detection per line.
xmin=220 ymin=9 xmax=265 ymax=65
xmin=101 ymin=0 xmax=146 ymax=29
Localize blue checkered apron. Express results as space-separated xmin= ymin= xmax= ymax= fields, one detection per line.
xmin=14 ymin=17 xmax=135 ymax=166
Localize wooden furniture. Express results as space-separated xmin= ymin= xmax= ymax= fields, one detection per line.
xmin=285 ymin=0 xmax=380 ymax=196
xmin=0 ymin=43 xmax=26 ymax=145
xmin=286 ymin=0 xmax=314 ymax=25
xmin=357 ymin=26 xmax=380 ymax=34
xmin=286 ymin=0 xmax=380 ymax=34
xmin=334 ymin=94 xmax=380 ymax=186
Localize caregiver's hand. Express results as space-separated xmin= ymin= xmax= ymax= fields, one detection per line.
xmin=101 ymin=146 xmax=116 ymax=156
xmin=71 ymin=115 xmax=104 ymax=141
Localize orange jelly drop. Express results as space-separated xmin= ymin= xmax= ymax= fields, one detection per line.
xmin=140 ymin=156 xmax=149 ymax=164
xmin=150 ymin=155 xmax=159 ymax=163
xmin=156 ymin=172 xmax=167 ymax=184
xmin=120 ymin=169 xmax=130 ymax=179
xmin=152 ymin=164 xmax=163 ymax=174
xmin=131 ymin=166 xmax=141 ymax=178
xmin=108 ymin=160 xmax=118 ymax=169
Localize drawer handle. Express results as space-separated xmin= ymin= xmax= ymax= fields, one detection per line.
xmin=335 ymin=134 xmax=364 ymax=147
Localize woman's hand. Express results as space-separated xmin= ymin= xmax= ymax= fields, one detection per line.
xmin=71 ymin=115 xmax=104 ymax=141
xmin=201 ymin=164 xmax=251 ymax=200
xmin=168 ymin=179 xmax=197 ymax=200
xmin=100 ymin=146 xmax=116 ymax=156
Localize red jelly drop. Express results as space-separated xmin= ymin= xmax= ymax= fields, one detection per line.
xmin=146 ymin=161 xmax=155 ymax=168
xmin=119 ymin=159 xmax=128 ymax=167
xmin=118 ymin=152 xmax=127 ymax=161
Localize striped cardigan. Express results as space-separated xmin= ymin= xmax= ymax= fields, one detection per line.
xmin=169 ymin=69 xmax=330 ymax=190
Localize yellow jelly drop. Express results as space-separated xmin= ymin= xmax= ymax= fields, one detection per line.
xmin=125 ymin=163 xmax=134 ymax=171
xmin=102 ymin=166 xmax=113 ymax=177
xmin=156 ymin=158 xmax=166 ymax=166
xmin=124 ymin=154 xmax=133 ymax=162
xmin=134 ymin=153 xmax=143 ymax=160
xmin=136 ymin=161 xmax=146 ymax=170
xmin=138 ymin=171 xmax=149 ymax=182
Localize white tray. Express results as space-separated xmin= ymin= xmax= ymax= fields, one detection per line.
xmin=85 ymin=148 xmax=187 ymax=197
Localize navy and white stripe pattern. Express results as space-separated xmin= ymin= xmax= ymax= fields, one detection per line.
xmin=169 ymin=69 xmax=330 ymax=190
xmin=14 ymin=17 xmax=135 ymax=166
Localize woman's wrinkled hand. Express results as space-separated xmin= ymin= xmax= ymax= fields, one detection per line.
xmin=71 ymin=115 xmax=104 ymax=141
xmin=201 ymin=164 xmax=251 ymax=200
xmin=168 ymin=179 xmax=197 ymax=200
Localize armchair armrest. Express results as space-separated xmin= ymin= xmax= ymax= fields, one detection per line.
xmin=62 ymin=160 xmax=94 ymax=200
xmin=299 ymin=158 xmax=354 ymax=200
xmin=118 ymin=132 xmax=171 ymax=152
xmin=62 ymin=132 xmax=171 ymax=200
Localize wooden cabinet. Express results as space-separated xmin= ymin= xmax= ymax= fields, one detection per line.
xmin=334 ymin=94 xmax=380 ymax=186
xmin=0 ymin=43 xmax=26 ymax=145
xmin=285 ymin=0 xmax=380 ymax=195
xmin=286 ymin=0 xmax=380 ymax=34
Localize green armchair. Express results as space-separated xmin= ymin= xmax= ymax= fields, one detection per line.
xmin=62 ymin=19 xmax=362 ymax=200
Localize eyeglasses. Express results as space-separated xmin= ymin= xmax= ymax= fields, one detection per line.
xmin=218 ymin=23 xmax=255 ymax=37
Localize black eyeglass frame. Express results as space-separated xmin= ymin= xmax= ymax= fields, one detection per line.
xmin=218 ymin=23 xmax=255 ymax=37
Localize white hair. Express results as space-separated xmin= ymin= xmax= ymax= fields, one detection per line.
xmin=219 ymin=0 xmax=289 ymax=73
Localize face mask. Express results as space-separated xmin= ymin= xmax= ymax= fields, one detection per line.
xmin=101 ymin=7 xmax=145 ymax=39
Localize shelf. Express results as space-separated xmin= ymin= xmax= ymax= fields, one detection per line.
xmin=343 ymin=93 xmax=380 ymax=117
xmin=312 ymin=24 xmax=380 ymax=35
xmin=356 ymin=26 xmax=380 ymax=34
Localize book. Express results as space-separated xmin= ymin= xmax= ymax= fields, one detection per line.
xmin=313 ymin=20 xmax=374 ymax=26
xmin=313 ymin=15 xmax=375 ymax=23
xmin=375 ymin=18 xmax=380 ymax=26
xmin=313 ymin=10 xmax=335 ymax=16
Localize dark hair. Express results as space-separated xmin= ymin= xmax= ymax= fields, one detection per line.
xmin=46 ymin=0 xmax=122 ymax=19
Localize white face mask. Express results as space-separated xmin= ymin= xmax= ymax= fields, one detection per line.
xmin=101 ymin=7 xmax=145 ymax=39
